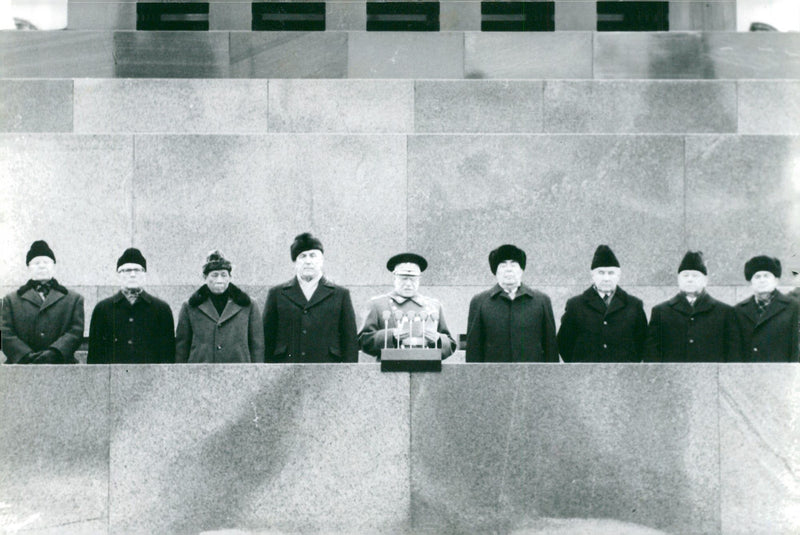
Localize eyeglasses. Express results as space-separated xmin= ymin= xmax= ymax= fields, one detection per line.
xmin=118 ymin=268 xmax=145 ymax=274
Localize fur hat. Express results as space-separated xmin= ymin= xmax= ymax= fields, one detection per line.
xmin=678 ymin=251 xmax=707 ymax=275
xmin=202 ymin=250 xmax=232 ymax=276
xmin=290 ymin=232 xmax=324 ymax=261
xmin=26 ymin=240 xmax=55 ymax=265
xmin=591 ymin=245 xmax=620 ymax=269
xmin=489 ymin=244 xmax=526 ymax=274
xmin=744 ymin=255 xmax=781 ymax=281
xmin=387 ymin=252 xmax=428 ymax=273
xmin=117 ymin=247 xmax=146 ymax=271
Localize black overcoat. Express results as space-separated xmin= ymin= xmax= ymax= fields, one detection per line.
xmin=263 ymin=277 xmax=358 ymax=363
xmin=466 ymin=284 xmax=558 ymax=362
xmin=88 ymin=291 xmax=175 ymax=364
xmin=557 ymin=286 xmax=647 ymax=362
xmin=645 ymin=292 xmax=741 ymax=362
xmin=734 ymin=292 xmax=799 ymax=362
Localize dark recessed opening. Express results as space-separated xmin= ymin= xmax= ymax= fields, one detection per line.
xmin=366 ymin=2 xmax=440 ymax=32
xmin=596 ymin=1 xmax=668 ymax=31
xmin=136 ymin=3 xmax=209 ymax=31
xmin=252 ymin=2 xmax=326 ymax=31
xmin=481 ymin=2 xmax=555 ymax=32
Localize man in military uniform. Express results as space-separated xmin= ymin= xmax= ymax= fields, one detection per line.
xmin=358 ymin=253 xmax=457 ymax=359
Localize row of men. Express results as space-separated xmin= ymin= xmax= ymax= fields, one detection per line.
xmin=2 ymin=237 xmax=799 ymax=365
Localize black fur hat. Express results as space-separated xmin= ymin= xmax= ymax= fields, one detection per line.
xmin=744 ymin=255 xmax=781 ymax=281
xmin=202 ymin=250 xmax=232 ymax=276
xmin=678 ymin=251 xmax=707 ymax=275
xmin=591 ymin=245 xmax=620 ymax=269
xmin=117 ymin=247 xmax=146 ymax=271
xmin=489 ymin=244 xmax=526 ymax=274
xmin=26 ymin=240 xmax=55 ymax=265
xmin=290 ymin=233 xmax=324 ymax=261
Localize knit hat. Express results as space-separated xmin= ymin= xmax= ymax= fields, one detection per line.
xmin=290 ymin=232 xmax=324 ymax=261
xmin=26 ymin=240 xmax=55 ymax=265
xmin=202 ymin=250 xmax=232 ymax=276
xmin=117 ymin=247 xmax=147 ymax=271
xmin=387 ymin=252 xmax=428 ymax=274
xmin=678 ymin=251 xmax=707 ymax=275
xmin=744 ymin=255 xmax=781 ymax=281
xmin=591 ymin=245 xmax=620 ymax=269
xmin=489 ymin=244 xmax=526 ymax=274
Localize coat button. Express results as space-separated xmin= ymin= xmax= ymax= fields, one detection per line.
xmin=603 ymin=321 xmax=608 ymax=325
xmin=690 ymin=318 xmax=695 ymax=321
xmin=114 ymin=338 xmax=118 ymax=342
xmin=302 ymin=329 xmax=307 ymax=334
xmin=129 ymin=318 xmax=134 ymax=323
xmin=603 ymin=344 xmax=607 ymax=349
xmin=689 ymin=339 xmax=694 ymax=344
xmin=40 ymin=332 xmax=45 ymax=337
xmin=127 ymin=340 xmax=133 ymax=345
xmin=217 ymin=345 xmax=222 ymax=350
xmin=753 ymin=347 xmax=758 ymax=352
xmin=301 ymin=351 xmax=306 ymax=356
xmin=303 ymin=310 xmax=308 ymax=314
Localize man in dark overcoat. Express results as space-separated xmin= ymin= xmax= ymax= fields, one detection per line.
xmin=646 ymin=251 xmax=741 ymax=362
xmin=558 ymin=245 xmax=647 ymax=362
xmin=263 ymin=233 xmax=358 ymax=363
xmin=1 ymin=240 xmax=84 ymax=364
xmin=466 ymin=244 xmax=558 ymax=362
xmin=88 ymin=248 xmax=175 ymax=364
xmin=734 ymin=255 xmax=799 ymax=362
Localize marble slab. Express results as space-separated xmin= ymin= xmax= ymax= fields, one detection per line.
xmin=327 ymin=1 xmax=367 ymax=31
xmin=464 ymin=32 xmax=592 ymax=79
xmin=0 ymin=135 xmax=134 ymax=286
xmin=108 ymin=365 xmax=410 ymax=534
xmin=230 ymin=32 xmax=348 ymax=78
xmin=0 ymin=366 xmax=109 ymax=532
xmin=210 ymin=2 xmax=250 ymax=31
xmin=132 ymin=134 xmax=407 ymax=286
xmin=684 ymin=135 xmax=800 ymax=285
xmin=440 ymin=1 xmax=480 ymax=32
xmin=349 ymin=32 xmax=464 ymax=79
xmin=67 ymin=1 xmax=136 ymax=30
xmin=74 ymin=79 xmax=269 ymax=134
xmin=414 ymin=80 xmax=543 ymax=133
xmin=719 ymin=365 xmax=800 ymax=535
xmin=406 ymin=134 xmax=685 ymax=286
xmin=543 ymin=81 xmax=736 ymax=133
xmin=410 ymin=364 xmax=720 ymax=534
xmin=268 ymin=79 xmax=413 ymax=133
xmin=738 ymin=81 xmax=800 ymax=135
xmin=0 ymin=31 xmax=115 ymax=78
xmin=0 ymin=79 xmax=73 ymax=133
xmin=113 ymin=31 xmax=230 ymax=78
xmin=669 ymin=1 xmax=736 ymax=31
xmin=554 ymin=1 xmax=596 ymax=31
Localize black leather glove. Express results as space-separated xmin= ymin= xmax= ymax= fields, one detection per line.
xmin=32 ymin=349 xmax=61 ymax=364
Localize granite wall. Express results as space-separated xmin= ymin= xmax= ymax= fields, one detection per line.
xmin=0 ymin=364 xmax=797 ymax=534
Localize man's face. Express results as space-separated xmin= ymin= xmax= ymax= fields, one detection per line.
xmin=678 ymin=270 xmax=707 ymax=294
xmin=205 ymin=269 xmax=231 ymax=294
xmin=295 ymin=250 xmax=324 ymax=281
xmin=394 ymin=273 xmax=420 ymax=298
xmin=751 ymin=271 xmax=778 ymax=294
xmin=591 ymin=267 xmax=621 ymax=294
xmin=28 ymin=256 xmax=55 ymax=281
xmin=117 ymin=263 xmax=146 ymax=290
xmin=495 ymin=260 xmax=523 ymax=288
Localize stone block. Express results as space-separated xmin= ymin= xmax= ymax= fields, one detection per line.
xmin=555 ymin=1 xmax=595 ymax=31
xmin=132 ymin=134 xmax=407 ymax=286
xmin=406 ymin=134 xmax=685 ymax=286
xmin=685 ymin=135 xmax=800 ymax=285
xmin=669 ymin=1 xmax=736 ymax=31
xmin=414 ymin=80 xmax=543 ymax=133
xmin=113 ymin=31 xmax=230 ymax=78
xmin=268 ymin=79 xmax=413 ymax=133
xmin=230 ymin=32 xmax=348 ymax=78
xmin=67 ymin=0 xmax=136 ymax=30
xmin=210 ymin=1 xmax=251 ymax=30
xmin=0 ymin=135 xmax=134 ymax=287
xmin=738 ymin=82 xmax=800 ymax=135
xmin=327 ymin=1 xmax=366 ymax=31
xmin=410 ymin=364 xmax=720 ymax=534
xmin=74 ymin=79 xmax=269 ymax=134
xmin=0 ymin=79 xmax=73 ymax=133
xmin=0 ymin=31 xmax=115 ymax=78
xmin=349 ymin=32 xmax=464 ymax=79
xmin=108 ymin=365 xmax=410 ymax=533
xmin=719 ymin=365 xmax=800 ymax=535
xmin=440 ymin=1 xmax=480 ymax=31
xmin=543 ymin=81 xmax=736 ymax=133
xmin=465 ymin=32 xmax=592 ymax=79
xmin=0 ymin=366 xmax=109 ymax=532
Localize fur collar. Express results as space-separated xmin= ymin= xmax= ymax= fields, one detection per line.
xmin=188 ymin=283 xmax=250 ymax=308
xmin=17 ymin=278 xmax=68 ymax=296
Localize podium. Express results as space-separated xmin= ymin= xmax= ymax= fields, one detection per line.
xmin=380 ymin=348 xmax=441 ymax=372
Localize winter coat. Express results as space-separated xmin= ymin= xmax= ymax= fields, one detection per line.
xmin=734 ymin=291 xmax=799 ymax=362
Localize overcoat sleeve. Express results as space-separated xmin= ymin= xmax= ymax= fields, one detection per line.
xmin=175 ymin=302 xmax=192 ymax=363
xmin=339 ymin=289 xmax=359 ymax=363
xmin=556 ymin=300 xmax=577 ymax=362
xmin=644 ymin=307 xmax=661 ymax=362
xmin=465 ymin=293 xmax=484 ymax=363
xmin=633 ymin=300 xmax=648 ymax=362
xmin=357 ymin=302 xmax=393 ymax=358
xmin=435 ymin=305 xmax=458 ymax=359
xmin=158 ymin=301 xmax=176 ymax=364
xmin=248 ymin=302 xmax=265 ymax=363
xmin=87 ymin=301 xmax=109 ymax=364
xmin=49 ymin=293 xmax=84 ymax=361
xmin=723 ymin=306 xmax=743 ymax=363
xmin=262 ymin=288 xmax=279 ymax=362
xmin=541 ymin=294 xmax=559 ymax=362
xmin=791 ymin=300 xmax=800 ymax=362
xmin=1 ymin=295 xmax=34 ymax=363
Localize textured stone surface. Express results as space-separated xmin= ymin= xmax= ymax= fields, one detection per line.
xmin=440 ymin=1 xmax=480 ymax=31
xmin=738 ymin=82 xmax=800 ymax=135
xmin=327 ymin=1 xmax=366 ymax=31
xmin=67 ymin=1 xmax=136 ymax=30
xmin=74 ymin=79 xmax=269 ymax=133
xmin=230 ymin=32 xmax=348 ymax=78
xmin=0 ymin=366 xmax=109 ymax=532
xmin=0 ymin=31 xmax=115 ymax=78
xmin=0 ymin=135 xmax=133 ymax=286
xmin=465 ymin=32 xmax=592 ymax=79
xmin=415 ymin=80 xmax=543 ymax=133
xmin=109 ymin=365 xmax=410 ymax=534
xmin=406 ymin=135 xmax=685 ymax=286
xmin=555 ymin=1 xmax=596 ymax=31
xmin=669 ymin=1 xmax=736 ymax=31
xmin=268 ymin=80 xmax=413 ymax=133
xmin=0 ymin=79 xmax=73 ymax=133
xmin=719 ymin=365 xmax=800 ymax=535
xmin=113 ymin=31 xmax=230 ymax=78
xmin=132 ymin=135 xmax=407 ymax=285
xmin=685 ymin=135 xmax=800 ymax=285
xmin=543 ymin=81 xmax=736 ymax=133
xmin=349 ymin=32 xmax=464 ymax=79
xmin=410 ymin=364 xmax=720 ymax=534
xmin=210 ymin=1 xmax=250 ymax=31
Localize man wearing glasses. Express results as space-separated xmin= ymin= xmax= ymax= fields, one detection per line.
xmin=87 ymin=248 xmax=175 ymax=364
xmin=358 ymin=252 xmax=457 ymax=359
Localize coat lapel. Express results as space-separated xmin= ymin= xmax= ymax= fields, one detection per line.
xmin=281 ymin=278 xmax=308 ymax=308
xmin=197 ymin=299 xmax=220 ymax=322
xmin=692 ymin=292 xmax=714 ymax=315
xmin=668 ymin=294 xmax=693 ymax=316
xmin=756 ymin=294 xmax=789 ymax=327
xmin=737 ymin=298 xmax=759 ymax=326
xmin=605 ymin=288 xmax=628 ymax=317
xmin=218 ymin=301 xmax=243 ymax=324
xmin=306 ymin=280 xmax=334 ymax=309
xmin=20 ymin=288 xmax=44 ymax=307
xmin=581 ymin=288 xmax=606 ymax=315
xmin=40 ymin=289 xmax=66 ymax=312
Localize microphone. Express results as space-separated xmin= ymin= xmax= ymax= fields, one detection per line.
xmin=382 ymin=310 xmax=391 ymax=349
